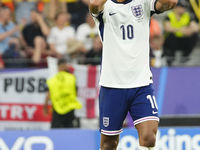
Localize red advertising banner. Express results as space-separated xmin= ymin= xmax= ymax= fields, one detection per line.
xmin=0 ymin=64 xmax=100 ymax=130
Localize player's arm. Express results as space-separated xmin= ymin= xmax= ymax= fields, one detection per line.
xmin=89 ymin=0 xmax=107 ymax=14
xmin=156 ymin=0 xmax=178 ymax=12
xmin=43 ymin=91 xmax=50 ymax=116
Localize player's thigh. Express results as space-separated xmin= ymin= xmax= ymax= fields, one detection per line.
xmin=99 ymin=86 xmax=128 ymax=135
xmin=135 ymin=120 xmax=158 ymax=146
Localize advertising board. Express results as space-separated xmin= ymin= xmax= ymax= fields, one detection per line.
xmin=0 ymin=127 xmax=200 ymax=150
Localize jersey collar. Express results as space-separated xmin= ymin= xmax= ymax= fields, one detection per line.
xmin=111 ymin=0 xmax=132 ymax=4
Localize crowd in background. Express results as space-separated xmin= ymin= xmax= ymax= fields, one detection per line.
xmin=150 ymin=0 xmax=200 ymax=67
xmin=0 ymin=0 xmax=102 ymax=69
xmin=0 ymin=0 xmax=199 ymax=69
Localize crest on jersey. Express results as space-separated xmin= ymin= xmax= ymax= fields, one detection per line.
xmin=103 ymin=117 xmax=109 ymax=127
xmin=131 ymin=5 xmax=143 ymax=18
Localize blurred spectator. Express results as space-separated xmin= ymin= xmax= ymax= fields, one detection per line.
xmin=47 ymin=12 xmax=83 ymax=59
xmin=0 ymin=7 xmax=21 ymax=55
xmin=76 ymin=13 xmax=98 ymax=51
xmin=163 ymin=3 xmax=199 ymax=66
xmin=0 ymin=0 xmax=14 ymax=12
xmin=0 ymin=54 xmax=4 ymax=69
xmin=2 ymin=38 xmax=29 ymax=68
xmin=150 ymin=17 xmax=164 ymax=68
xmin=22 ymin=10 xmax=51 ymax=67
xmin=42 ymin=0 xmax=67 ymax=27
xmin=15 ymin=0 xmax=37 ymax=25
xmin=68 ymin=0 xmax=89 ymax=28
xmin=82 ymin=35 xmax=102 ymax=65
xmin=43 ymin=58 xmax=82 ymax=128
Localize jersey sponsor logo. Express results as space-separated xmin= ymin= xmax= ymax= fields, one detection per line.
xmin=152 ymin=110 xmax=158 ymax=114
xmin=109 ymin=12 xmax=117 ymax=16
xmin=103 ymin=117 xmax=109 ymax=127
xmin=131 ymin=5 xmax=143 ymax=18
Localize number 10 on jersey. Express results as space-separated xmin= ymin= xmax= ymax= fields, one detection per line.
xmin=120 ymin=25 xmax=134 ymax=40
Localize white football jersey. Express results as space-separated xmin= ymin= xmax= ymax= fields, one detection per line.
xmin=93 ymin=0 xmax=157 ymax=88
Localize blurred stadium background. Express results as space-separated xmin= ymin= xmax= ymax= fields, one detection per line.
xmin=0 ymin=0 xmax=200 ymax=150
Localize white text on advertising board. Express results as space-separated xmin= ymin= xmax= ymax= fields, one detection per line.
xmin=117 ymin=128 xmax=200 ymax=150
xmin=0 ymin=136 xmax=53 ymax=150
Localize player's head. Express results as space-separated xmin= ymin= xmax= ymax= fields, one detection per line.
xmin=58 ymin=58 xmax=68 ymax=72
xmin=175 ymin=2 xmax=186 ymax=15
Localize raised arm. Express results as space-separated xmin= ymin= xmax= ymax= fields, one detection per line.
xmin=89 ymin=0 xmax=107 ymax=14
xmin=35 ymin=13 xmax=50 ymax=36
xmin=156 ymin=0 xmax=178 ymax=13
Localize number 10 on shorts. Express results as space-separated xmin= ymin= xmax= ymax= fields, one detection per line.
xmin=147 ymin=95 xmax=158 ymax=109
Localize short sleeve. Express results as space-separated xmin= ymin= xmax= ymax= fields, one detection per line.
xmin=90 ymin=1 xmax=107 ymax=19
xmin=147 ymin=0 xmax=160 ymax=15
xmin=149 ymin=0 xmax=157 ymax=12
xmin=90 ymin=10 xmax=104 ymax=19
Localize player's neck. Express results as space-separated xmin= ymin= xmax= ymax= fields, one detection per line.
xmin=116 ymin=0 xmax=127 ymax=2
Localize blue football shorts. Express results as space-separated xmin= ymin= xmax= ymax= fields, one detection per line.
xmin=99 ymin=84 xmax=159 ymax=135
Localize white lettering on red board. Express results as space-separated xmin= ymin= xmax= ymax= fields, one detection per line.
xmin=0 ymin=104 xmax=51 ymax=122
xmin=0 ymin=105 xmax=36 ymax=119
